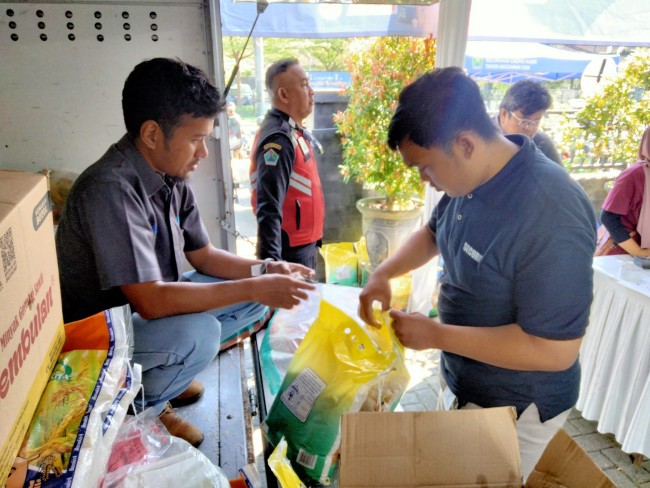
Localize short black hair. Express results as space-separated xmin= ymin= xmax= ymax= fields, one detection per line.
xmin=265 ymin=58 xmax=300 ymax=92
xmin=499 ymin=80 xmax=552 ymax=117
xmin=388 ymin=67 xmax=498 ymax=152
xmin=122 ymin=57 xmax=224 ymax=139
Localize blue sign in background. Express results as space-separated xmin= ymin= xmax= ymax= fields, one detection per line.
xmin=308 ymin=72 xmax=351 ymax=91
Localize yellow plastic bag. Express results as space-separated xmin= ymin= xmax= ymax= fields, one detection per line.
xmin=268 ymin=437 xmax=307 ymax=488
xmin=320 ymin=242 xmax=358 ymax=286
xmin=262 ymin=300 xmax=409 ymax=486
xmin=354 ymin=237 xmax=370 ymax=286
xmin=390 ymin=273 xmax=412 ymax=311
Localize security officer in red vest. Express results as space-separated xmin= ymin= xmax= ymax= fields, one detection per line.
xmin=250 ymin=59 xmax=324 ymax=269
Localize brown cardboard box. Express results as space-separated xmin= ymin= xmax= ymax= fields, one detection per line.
xmin=340 ymin=407 xmax=615 ymax=488
xmin=526 ymin=428 xmax=614 ymax=488
xmin=0 ymin=170 xmax=65 ymax=483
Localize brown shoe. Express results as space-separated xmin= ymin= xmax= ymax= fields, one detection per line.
xmin=158 ymin=402 xmax=204 ymax=448
xmin=169 ymin=380 xmax=205 ymax=408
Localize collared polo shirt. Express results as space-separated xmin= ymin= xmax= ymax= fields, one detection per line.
xmin=56 ymin=135 xmax=209 ymax=322
xmin=428 ymin=135 xmax=597 ymax=421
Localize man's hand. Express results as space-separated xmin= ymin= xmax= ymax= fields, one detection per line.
xmin=358 ymin=271 xmax=392 ymax=327
xmin=390 ymin=309 xmax=438 ymax=350
xmin=253 ymin=274 xmax=316 ymax=309
xmin=267 ymin=260 xmax=316 ymax=280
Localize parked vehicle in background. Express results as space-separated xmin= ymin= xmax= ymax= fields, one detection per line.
xmin=227 ymin=83 xmax=256 ymax=106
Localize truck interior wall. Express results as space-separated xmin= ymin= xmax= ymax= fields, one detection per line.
xmin=0 ymin=0 xmax=233 ymax=250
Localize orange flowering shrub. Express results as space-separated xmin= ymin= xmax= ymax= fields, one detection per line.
xmin=334 ymin=36 xmax=436 ymax=209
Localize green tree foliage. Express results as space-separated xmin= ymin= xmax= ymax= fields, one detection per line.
xmin=223 ymin=36 xmax=254 ymax=77
xmin=562 ymin=49 xmax=650 ymax=166
xmin=334 ymin=36 xmax=436 ymax=209
xmin=222 ymin=37 xmax=350 ymax=75
xmin=305 ymin=39 xmax=349 ymax=71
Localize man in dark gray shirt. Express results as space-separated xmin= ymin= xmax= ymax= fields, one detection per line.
xmin=493 ymin=79 xmax=562 ymax=165
xmin=56 ymin=58 xmax=315 ymax=447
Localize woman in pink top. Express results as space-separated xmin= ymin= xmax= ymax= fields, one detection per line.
xmin=600 ymin=126 xmax=650 ymax=257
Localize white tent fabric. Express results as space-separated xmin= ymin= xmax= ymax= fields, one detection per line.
xmin=468 ymin=0 xmax=650 ymax=47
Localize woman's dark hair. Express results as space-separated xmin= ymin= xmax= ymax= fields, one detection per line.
xmin=388 ymin=67 xmax=497 ymax=152
xmin=122 ymin=57 xmax=224 ymax=139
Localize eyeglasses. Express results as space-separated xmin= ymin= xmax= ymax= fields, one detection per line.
xmin=509 ymin=112 xmax=542 ymax=131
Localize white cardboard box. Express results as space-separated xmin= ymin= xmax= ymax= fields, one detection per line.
xmin=340 ymin=407 xmax=615 ymax=488
xmin=0 ymin=170 xmax=65 ymax=483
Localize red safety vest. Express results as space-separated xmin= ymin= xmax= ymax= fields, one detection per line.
xmin=250 ymin=121 xmax=324 ymax=247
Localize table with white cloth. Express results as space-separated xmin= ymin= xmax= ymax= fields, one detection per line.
xmin=577 ymin=255 xmax=650 ymax=458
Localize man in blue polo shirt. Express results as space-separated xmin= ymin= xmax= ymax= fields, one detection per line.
xmin=56 ymin=58 xmax=315 ymax=447
xmin=358 ymin=67 xmax=596 ymax=481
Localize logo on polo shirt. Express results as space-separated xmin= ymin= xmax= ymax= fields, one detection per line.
xmin=463 ymin=242 xmax=483 ymax=263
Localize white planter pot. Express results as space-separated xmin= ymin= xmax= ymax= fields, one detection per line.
xmin=356 ymin=196 xmax=424 ymax=270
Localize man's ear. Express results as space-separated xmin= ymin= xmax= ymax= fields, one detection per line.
xmin=277 ymin=87 xmax=289 ymax=104
xmin=455 ymin=133 xmax=475 ymax=160
xmin=498 ymin=108 xmax=509 ymax=123
xmin=139 ymin=120 xmax=162 ymax=150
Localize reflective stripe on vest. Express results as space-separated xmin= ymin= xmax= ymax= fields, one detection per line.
xmin=289 ymin=170 xmax=312 ymax=196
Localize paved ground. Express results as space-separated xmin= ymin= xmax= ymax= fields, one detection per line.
xmin=231 ymin=157 xmax=650 ymax=487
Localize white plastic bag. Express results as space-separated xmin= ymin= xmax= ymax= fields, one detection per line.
xmin=101 ymin=408 xmax=229 ymax=488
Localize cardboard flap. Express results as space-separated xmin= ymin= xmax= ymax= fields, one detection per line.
xmin=340 ymin=407 xmax=522 ymax=488
xmin=525 ymin=429 xmax=615 ymax=488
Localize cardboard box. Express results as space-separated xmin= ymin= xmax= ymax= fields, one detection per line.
xmin=527 ymin=428 xmax=615 ymax=488
xmin=0 ymin=170 xmax=65 ymax=483
xmin=340 ymin=407 xmax=615 ymax=488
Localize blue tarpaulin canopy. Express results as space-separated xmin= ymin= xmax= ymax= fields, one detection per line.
xmin=222 ymin=0 xmax=650 ymax=47
xmin=220 ymin=0 xmax=640 ymax=82
xmin=220 ymin=2 xmax=438 ymax=38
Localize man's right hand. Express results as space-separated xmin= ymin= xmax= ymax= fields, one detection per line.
xmin=267 ymin=260 xmax=315 ymax=280
xmin=253 ymin=274 xmax=316 ymax=309
xmin=358 ymin=271 xmax=393 ymax=327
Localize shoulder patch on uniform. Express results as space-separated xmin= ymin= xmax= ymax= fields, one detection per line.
xmin=263 ymin=142 xmax=283 ymax=151
xmin=264 ymin=149 xmax=279 ymax=166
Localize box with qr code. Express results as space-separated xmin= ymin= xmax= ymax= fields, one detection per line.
xmin=0 ymin=170 xmax=65 ymax=484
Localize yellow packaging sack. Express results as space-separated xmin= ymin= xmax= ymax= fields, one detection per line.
xmin=262 ymin=300 xmax=409 ymax=486
xmin=390 ymin=273 xmax=412 ymax=311
xmin=354 ymin=237 xmax=371 ymax=286
xmin=268 ymin=437 xmax=307 ymax=488
xmin=320 ymin=242 xmax=358 ymax=286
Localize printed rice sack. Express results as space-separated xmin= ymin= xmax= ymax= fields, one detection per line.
xmin=260 ymin=285 xmax=364 ymax=396
xmin=6 ymin=306 xmax=140 ymax=488
xmin=262 ymin=299 xmax=409 ymax=486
